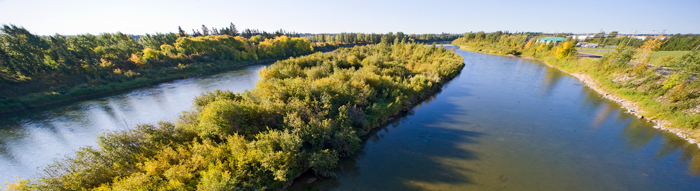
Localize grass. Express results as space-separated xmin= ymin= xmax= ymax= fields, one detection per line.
xmin=638 ymin=51 xmax=690 ymax=60
xmin=541 ymin=52 xmax=700 ymax=141
xmin=578 ymin=49 xmax=690 ymax=63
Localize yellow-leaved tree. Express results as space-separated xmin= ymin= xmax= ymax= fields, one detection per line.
xmin=555 ymin=41 xmax=577 ymax=59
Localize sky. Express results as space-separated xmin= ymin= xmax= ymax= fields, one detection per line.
xmin=0 ymin=0 xmax=697 ymax=36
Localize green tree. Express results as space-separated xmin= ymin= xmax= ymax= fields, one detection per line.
xmin=178 ymin=26 xmax=187 ymax=37
xmin=202 ymin=25 xmax=210 ymax=36
xmin=230 ymin=22 xmax=238 ymax=37
xmin=0 ymin=24 xmax=50 ymax=77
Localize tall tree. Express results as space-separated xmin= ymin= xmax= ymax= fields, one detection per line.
xmin=178 ymin=26 xmax=187 ymax=37
xmin=230 ymin=22 xmax=238 ymax=37
xmin=0 ymin=24 xmax=50 ymax=77
xmin=202 ymin=25 xmax=210 ymax=36
xmin=192 ymin=29 xmax=202 ymax=37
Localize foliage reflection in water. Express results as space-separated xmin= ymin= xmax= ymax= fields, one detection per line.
xmin=297 ymin=45 xmax=700 ymax=191
xmin=0 ymin=64 xmax=265 ymax=183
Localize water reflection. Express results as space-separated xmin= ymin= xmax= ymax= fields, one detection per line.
xmin=539 ymin=65 xmax=564 ymax=96
xmin=0 ymin=64 xmax=266 ymax=183
xmin=301 ymin=46 xmax=700 ymax=190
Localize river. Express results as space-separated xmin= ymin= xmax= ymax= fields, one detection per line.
xmin=0 ymin=64 xmax=265 ymax=183
xmin=2 ymin=45 xmax=700 ymax=190
xmin=296 ymin=45 xmax=700 ymax=190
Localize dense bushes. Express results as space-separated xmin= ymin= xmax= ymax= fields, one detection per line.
xmin=451 ymin=31 xmax=533 ymax=55
xmin=0 ymin=25 xmax=313 ymax=112
xmin=5 ymin=42 xmax=464 ymax=190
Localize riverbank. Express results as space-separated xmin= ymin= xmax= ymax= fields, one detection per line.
xmin=525 ymin=56 xmax=699 ymax=147
xmin=287 ymin=67 xmax=459 ymax=188
xmin=5 ymin=43 xmax=465 ymax=190
xmin=457 ymin=44 xmax=700 ymax=148
xmin=0 ymin=42 xmax=370 ymax=115
xmin=0 ymin=58 xmax=279 ymax=114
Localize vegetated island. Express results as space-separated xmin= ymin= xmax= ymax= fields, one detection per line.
xmin=452 ymin=31 xmax=700 ymax=147
xmin=0 ymin=23 xmax=461 ymax=114
xmin=0 ymin=24 xmax=317 ymax=114
xmin=4 ymin=41 xmax=464 ymax=190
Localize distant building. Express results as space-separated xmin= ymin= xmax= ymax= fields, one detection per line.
xmin=571 ymin=35 xmax=595 ymax=41
xmin=630 ymin=35 xmax=666 ymax=41
xmin=537 ymin=37 xmax=566 ymax=45
xmin=576 ymin=42 xmax=597 ymax=48
xmin=631 ymin=35 xmax=648 ymax=40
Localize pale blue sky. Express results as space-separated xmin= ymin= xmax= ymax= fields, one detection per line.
xmin=0 ymin=0 xmax=697 ymax=35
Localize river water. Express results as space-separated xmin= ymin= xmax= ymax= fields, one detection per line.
xmin=2 ymin=45 xmax=700 ymax=190
xmin=0 ymin=65 xmax=265 ymax=183
xmin=299 ymin=45 xmax=700 ymax=190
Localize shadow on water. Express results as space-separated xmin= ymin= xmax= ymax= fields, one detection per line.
xmin=291 ymin=70 xmax=487 ymax=190
xmin=302 ymin=116 xmax=483 ymax=190
xmin=293 ymin=46 xmax=700 ymax=190
xmin=0 ymin=64 xmax=267 ymax=183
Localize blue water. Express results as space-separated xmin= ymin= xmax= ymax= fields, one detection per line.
xmin=300 ymin=45 xmax=700 ymax=190
xmin=0 ymin=64 xmax=265 ymax=183
xmin=2 ymin=45 xmax=699 ymax=191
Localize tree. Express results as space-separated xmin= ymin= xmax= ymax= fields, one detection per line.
xmin=590 ymin=31 xmax=605 ymax=43
xmin=192 ymin=29 xmax=202 ymax=37
xmin=230 ymin=23 xmax=238 ymax=37
xmin=139 ymin=33 xmax=179 ymax=50
xmin=0 ymin=24 xmax=50 ymax=77
xmin=178 ymin=26 xmax=187 ymax=37
xmin=202 ymin=25 xmax=210 ymax=36
xmin=555 ymin=40 xmax=577 ymax=59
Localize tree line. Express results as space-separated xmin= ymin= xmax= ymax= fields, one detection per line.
xmin=175 ymin=23 xmax=302 ymax=39
xmin=304 ymin=32 xmax=460 ymax=44
xmin=0 ymin=24 xmax=313 ymax=112
xmin=657 ymin=34 xmax=700 ymax=51
xmin=580 ymin=31 xmax=700 ymax=51
xmin=5 ymin=41 xmax=465 ymax=190
xmin=582 ymin=31 xmax=646 ymax=48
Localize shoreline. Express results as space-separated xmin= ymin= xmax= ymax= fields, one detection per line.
xmin=458 ymin=45 xmax=700 ymax=148
xmin=522 ymin=56 xmax=700 ymax=148
xmin=0 ymin=58 xmax=284 ymax=115
xmin=0 ymin=44 xmax=373 ymax=115
xmin=286 ymin=58 xmax=463 ymax=189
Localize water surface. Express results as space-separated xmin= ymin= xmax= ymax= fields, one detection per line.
xmin=0 ymin=64 xmax=265 ymax=183
xmin=2 ymin=46 xmax=700 ymax=191
xmin=301 ymin=45 xmax=700 ymax=190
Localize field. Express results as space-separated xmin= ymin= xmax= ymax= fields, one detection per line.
xmin=577 ymin=47 xmax=690 ymax=63
xmin=638 ymin=51 xmax=691 ymax=60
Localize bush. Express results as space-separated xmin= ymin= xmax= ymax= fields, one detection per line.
xmin=11 ymin=42 xmax=464 ymax=190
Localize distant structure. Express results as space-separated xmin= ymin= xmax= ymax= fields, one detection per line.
xmin=576 ymin=42 xmax=598 ymax=48
xmin=571 ymin=34 xmax=595 ymax=41
xmin=537 ymin=37 xmax=566 ymax=45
